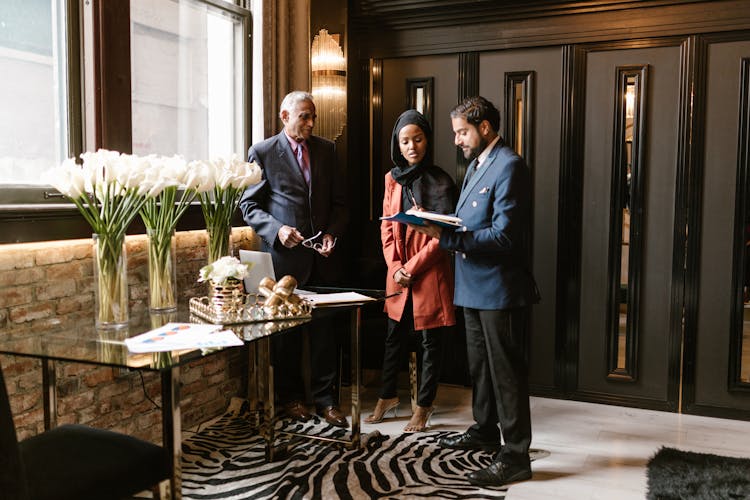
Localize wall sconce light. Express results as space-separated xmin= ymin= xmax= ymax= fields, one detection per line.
xmin=311 ymin=29 xmax=346 ymax=141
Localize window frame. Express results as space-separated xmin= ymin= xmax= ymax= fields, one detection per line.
xmin=0 ymin=0 xmax=253 ymax=243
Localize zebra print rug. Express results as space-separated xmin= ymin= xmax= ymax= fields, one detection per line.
xmin=181 ymin=404 xmax=534 ymax=499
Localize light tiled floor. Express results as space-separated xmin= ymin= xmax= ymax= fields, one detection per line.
xmin=358 ymin=383 xmax=750 ymax=500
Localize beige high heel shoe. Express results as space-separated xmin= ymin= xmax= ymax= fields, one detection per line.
xmin=403 ymin=406 xmax=434 ymax=433
xmin=364 ymin=398 xmax=399 ymax=424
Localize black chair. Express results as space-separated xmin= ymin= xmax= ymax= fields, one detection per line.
xmin=0 ymin=362 xmax=171 ymax=500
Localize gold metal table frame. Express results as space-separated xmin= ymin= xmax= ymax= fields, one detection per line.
xmin=245 ymin=305 xmax=365 ymax=461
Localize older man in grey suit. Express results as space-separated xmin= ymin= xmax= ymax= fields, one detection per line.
xmin=413 ymin=96 xmax=539 ymax=486
xmin=239 ymin=91 xmax=349 ymax=427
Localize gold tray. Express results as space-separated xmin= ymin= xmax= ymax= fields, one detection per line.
xmin=188 ymin=295 xmax=313 ymax=325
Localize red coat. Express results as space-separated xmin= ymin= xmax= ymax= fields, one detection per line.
xmin=381 ymin=172 xmax=456 ymax=330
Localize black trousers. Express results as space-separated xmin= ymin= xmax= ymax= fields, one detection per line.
xmin=272 ymin=264 xmax=339 ymax=411
xmin=272 ymin=319 xmax=338 ymax=410
xmin=464 ymin=306 xmax=532 ymax=466
xmin=379 ymin=296 xmax=445 ymax=407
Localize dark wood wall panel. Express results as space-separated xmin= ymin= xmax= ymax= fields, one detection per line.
xmin=352 ymin=0 xmax=708 ymax=31
xmin=578 ymin=43 xmax=682 ymax=407
xmin=380 ymin=55 xmax=460 ymax=184
xmin=692 ymin=37 xmax=750 ymax=414
xmin=350 ymin=0 xmax=750 ymax=417
xmin=354 ymin=0 xmax=750 ymax=57
xmin=479 ymin=48 xmax=563 ymax=392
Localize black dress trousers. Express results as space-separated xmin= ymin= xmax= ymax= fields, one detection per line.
xmin=463 ymin=306 xmax=532 ymax=466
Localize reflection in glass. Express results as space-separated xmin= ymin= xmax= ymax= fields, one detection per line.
xmin=504 ymin=71 xmax=535 ymax=167
xmin=406 ymin=77 xmax=434 ymax=129
xmin=415 ymin=87 xmax=424 ymax=114
xmin=608 ymin=66 xmax=647 ymax=381
xmin=617 ymin=79 xmax=636 ymax=371
xmin=512 ymin=82 xmax=522 ymax=154
xmin=742 ymin=305 xmax=749 ymax=383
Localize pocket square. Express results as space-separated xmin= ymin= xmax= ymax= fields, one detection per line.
xmin=479 ymin=187 xmax=490 ymax=194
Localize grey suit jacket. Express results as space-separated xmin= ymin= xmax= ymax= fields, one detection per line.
xmin=239 ymin=132 xmax=348 ymax=285
xmin=439 ymin=139 xmax=539 ymax=309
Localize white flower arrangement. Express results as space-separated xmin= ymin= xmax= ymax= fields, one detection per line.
xmin=196 ymin=154 xmax=262 ymax=262
xmin=198 ymin=256 xmax=251 ymax=285
xmin=45 ymin=149 xmax=170 ymax=237
xmin=45 ymin=149 xmax=171 ymax=325
xmin=44 ymin=149 xmax=262 ymax=320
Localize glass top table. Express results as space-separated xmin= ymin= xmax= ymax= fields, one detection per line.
xmin=0 ymin=288 xmax=384 ymax=499
xmin=0 ymin=305 xmax=312 ymax=371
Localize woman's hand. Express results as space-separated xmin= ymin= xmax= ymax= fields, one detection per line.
xmin=393 ymin=267 xmax=413 ymax=287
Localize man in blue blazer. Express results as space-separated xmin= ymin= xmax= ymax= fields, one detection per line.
xmin=413 ymin=96 xmax=538 ymax=486
xmin=239 ymin=91 xmax=349 ymax=427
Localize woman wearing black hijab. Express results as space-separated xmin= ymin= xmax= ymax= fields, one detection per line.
xmin=365 ymin=110 xmax=457 ymax=432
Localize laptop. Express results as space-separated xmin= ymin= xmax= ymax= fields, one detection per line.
xmin=238 ymin=250 xmax=276 ymax=293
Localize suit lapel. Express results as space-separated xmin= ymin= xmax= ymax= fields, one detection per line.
xmin=274 ymin=132 xmax=308 ymax=188
xmin=456 ymin=143 xmax=502 ymax=212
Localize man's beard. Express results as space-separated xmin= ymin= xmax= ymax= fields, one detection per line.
xmin=464 ymin=137 xmax=488 ymax=160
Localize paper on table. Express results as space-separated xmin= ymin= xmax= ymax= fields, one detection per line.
xmin=303 ymin=291 xmax=377 ymax=307
xmin=124 ymin=323 xmax=243 ymax=353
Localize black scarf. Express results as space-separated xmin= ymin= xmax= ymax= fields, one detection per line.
xmin=389 ymin=110 xmax=438 ymax=211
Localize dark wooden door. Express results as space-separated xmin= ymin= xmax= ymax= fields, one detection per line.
xmin=574 ymin=41 xmax=685 ymax=410
xmin=684 ymin=35 xmax=750 ymax=418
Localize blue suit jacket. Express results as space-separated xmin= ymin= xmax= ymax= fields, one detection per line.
xmin=439 ymin=139 xmax=539 ymax=310
xmin=239 ymin=132 xmax=348 ymax=285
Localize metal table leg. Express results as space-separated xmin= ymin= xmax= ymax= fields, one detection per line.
xmin=350 ymin=306 xmax=362 ymax=448
xmin=257 ymin=336 xmax=277 ymax=461
xmin=265 ymin=304 xmax=366 ymax=456
xmin=161 ymin=366 xmax=182 ymax=500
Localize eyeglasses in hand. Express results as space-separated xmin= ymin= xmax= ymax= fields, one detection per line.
xmin=301 ymin=230 xmax=337 ymax=252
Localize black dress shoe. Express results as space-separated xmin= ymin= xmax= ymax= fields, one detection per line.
xmin=282 ymin=400 xmax=313 ymax=421
xmin=319 ymin=406 xmax=349 ymax=428
xmin=438 ymin=432 xmax=502 ymax=453
xmin=467 ymin=461 xmax=531 ymax=487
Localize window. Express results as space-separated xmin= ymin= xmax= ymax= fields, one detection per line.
xmin=0 ymin=0 xmax=253 ymax=242
xmin=130 ymin=0 xmax=249 ymax=159
xmin=0 ymin=0 xmax=79 ymax=188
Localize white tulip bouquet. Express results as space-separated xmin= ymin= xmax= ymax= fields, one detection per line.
xmin=195 ymin=155 xmax=261 ymax=263
xmin=138 ymin=154 xmax=199 ymax=311
xmin=45 ymin=150 xmax=261 ymax=324
xmin=46 ymin=149 xmax=168 ymax=326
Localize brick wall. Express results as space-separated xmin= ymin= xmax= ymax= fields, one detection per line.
xmin=0 ymin=227 xmax=259 ymax=442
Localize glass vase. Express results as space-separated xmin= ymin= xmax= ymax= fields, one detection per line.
xmin=207 ymin=223 xmax=232 ymax=264
xmin=147 ymin=229 xmax=177 ymax=312
xmin=92 ymin=233 xmax=129 ymax=328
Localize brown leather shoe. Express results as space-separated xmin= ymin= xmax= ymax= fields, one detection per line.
xmin=318 ymin=406 xmax=348 ymax=428
xmin=282 ymin=400 xmax=313 ymax=421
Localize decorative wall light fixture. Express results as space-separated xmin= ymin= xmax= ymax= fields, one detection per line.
xmin=311 ymin=29 xmax=346 ymax=141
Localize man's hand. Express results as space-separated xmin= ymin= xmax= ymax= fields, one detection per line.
xmin=278 ymin=225 xmax=304 ymax=248
xmin=316 ymin=233 xmax=337 ymax=257
xmin=409 ymin=222 xmax=442 ymax=240
xmin=393 ymin=267 xmax=413 ymax=287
